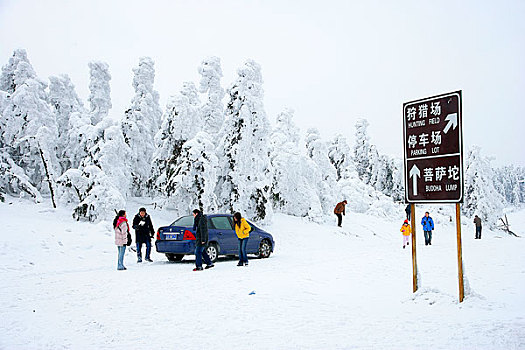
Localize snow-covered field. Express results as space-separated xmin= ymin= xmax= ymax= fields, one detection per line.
xmin=1 ymin=198 xmax=524 ymax=350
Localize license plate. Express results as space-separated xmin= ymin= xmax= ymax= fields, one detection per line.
xmin=165 ymin=234 xmax=179 ymax=240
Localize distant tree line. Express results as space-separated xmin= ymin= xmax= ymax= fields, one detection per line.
xmin=0 ymin=49 xmax=523 ymax=223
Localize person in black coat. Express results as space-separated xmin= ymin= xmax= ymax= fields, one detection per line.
xmin=405 ymin=204 xmax=411 ymax=221
xmin=192 ymin=209 xmax=214 ymax=271
xmin=132 ymin=207 xmax=155 ymax=262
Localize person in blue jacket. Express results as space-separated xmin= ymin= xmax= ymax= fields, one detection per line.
xmin=421 ymin=211 xmax=435 ymax=245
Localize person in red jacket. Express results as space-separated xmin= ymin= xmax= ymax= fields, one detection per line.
xmin=334 ymin=200 xmax=348 ymax=227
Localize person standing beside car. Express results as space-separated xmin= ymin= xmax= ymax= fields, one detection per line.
xmin=113 ymin=210 xmax=129 ymax=271
xmin=192 ymin=209 xmax=214 ymax=271
xmin=132 ymin=207 xmax=155 ymax=263
xmin=233 ymin=212 xmax=251 ymax=266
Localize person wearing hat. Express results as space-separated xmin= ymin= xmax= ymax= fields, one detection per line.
xmin=400 ymin=219 xmax=412 ymax=249
xmin=132 ymin=207 xmax=155 ymax=262
xmin=334 ymin=200 xmax=348 ymax=227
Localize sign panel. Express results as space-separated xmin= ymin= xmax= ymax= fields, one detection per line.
xmin=403 ymin=91 xmax=463 ymax=203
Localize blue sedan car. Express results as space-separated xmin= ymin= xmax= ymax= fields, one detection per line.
xmin=155 ymin=214 xmax=275 ymax=262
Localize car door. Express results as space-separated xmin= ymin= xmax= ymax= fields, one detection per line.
xmin=209 ymin=216 xmax=237 ymax=254
xmin=246 ymin=220 xmax=260 ymax=253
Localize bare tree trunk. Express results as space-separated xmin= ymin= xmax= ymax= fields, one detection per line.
xmin=38 ymin=147 xmax=57 ymax=208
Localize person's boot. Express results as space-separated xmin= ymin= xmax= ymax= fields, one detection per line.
xmin=137 ymin=257 xmax=142 ymax=263
xmin=193 ymin=267 xmax=203 ymax=271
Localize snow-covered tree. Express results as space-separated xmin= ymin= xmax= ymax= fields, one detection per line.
xmin=181 ymin=81 xmax=201 ymax=108
xmin=0 ymin=91 xmax=7 ymax=138
xmin=89 ymin=121 xmax=132 ymax=192
xmin=48 ymin=74 xmax=86 ymax=172
xmin=463 ymin=146 xmax=504 ymax=224
xmin=62 ymin=111 xmax=94 ymax=170
xmin=58 ymin=118 xmax=130 ymax=222
xmin=150 ymin=88 xmax=201 ymax=195
xmin=389 ymin=157 xmax=405 ymax=202
xmin=0 ymin=49 xmax=36 ymax=93
xmin=198 ymin=56 xmax=224 ymax=135
xmin=354 ymin=118 xmax=372 ymax=183
xmin=161 ymin=132 xmax=218 ymax=215
xmin=56 ymin=61 xmax=130 ymax=221
xmin=305 ymin=128 xmax=339 ymax=214
xmin=216 ymin=59 xmax=272 ymax=221
xmin=57 ymin=60 xmax=128 ymax=220
xmin=270 ymin=109 xmax=323 ymax=219
xmin=495 ymin=165 xmax=524 ymax=205
xmin=369 ymin=146 xmax=393 ymax=194
xmin=122 ymin=57 xmax=162 ymax=196
xmin=329 ymin=134 xmax=353 ymax=181
xmin=0 ymin=52 xmax=59 ymax=206
xmin=58 ymin=165 xmax=125 ymax=222
xmin=87 ymin=61 xmax=112 ymax=125
xmin=0 ymin=153 xmax=42 ymax=202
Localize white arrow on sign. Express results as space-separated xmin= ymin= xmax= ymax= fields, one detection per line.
xmin=443 ymin=113 xmax=458 ymax=134
xmin=410 ymin=164 xmax=421 ymax=196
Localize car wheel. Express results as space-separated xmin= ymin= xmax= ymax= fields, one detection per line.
xmin=166 ymin=253 xmax=184 ymax=262
xmin=257 ymin=239 xmax=272 ymax=258
xmin=206 ymin=243 xmax=218 ymax=263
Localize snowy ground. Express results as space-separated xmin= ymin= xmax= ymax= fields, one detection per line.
xmin=1 ymin=197 xmax=524 ymax=350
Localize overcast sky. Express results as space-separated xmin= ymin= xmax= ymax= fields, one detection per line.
xmin=1 ymin=0 xmax=524 ymax=166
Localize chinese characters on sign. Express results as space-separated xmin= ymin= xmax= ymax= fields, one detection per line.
xmin=403 ymin=91 xmax=463 ymax=202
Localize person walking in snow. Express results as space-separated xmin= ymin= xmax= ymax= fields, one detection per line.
xmin=334 ymin=200 xmax=348 ymax=227
xmin=113 ymin=210 xmax=129 ymax=271
xmin=233 ymin=212 xmax=251 ymax=266
xmin=421 ymin=211 xmax=435 ymax=245
xmin=192 ymin=209 xmax=214 ymax=271
xmin=132 ymin=207 xmax=155 ymax=263
xmin=400 ymin=219 xmax=412 ymax=249
xmin=473 ymin=215 xmax=482 ymax=239
xmin=405 ymin=204 xmax=411 ymax=221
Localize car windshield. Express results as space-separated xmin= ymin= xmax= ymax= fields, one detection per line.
xmin=170 ymin=215 xmax=194 ymax=227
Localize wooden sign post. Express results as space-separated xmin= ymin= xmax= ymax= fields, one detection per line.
xmin=456 ymin=203 xmax=464 ymax=302
xmin=410 ymin=204 xmax=418 ymax=292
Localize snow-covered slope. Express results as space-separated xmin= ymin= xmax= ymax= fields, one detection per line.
xmin=1 ymin=198 xmax=524 ymax=349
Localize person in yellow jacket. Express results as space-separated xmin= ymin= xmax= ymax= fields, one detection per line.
xmin=233 ymin=212 xmax=251 ymax=266
xmin=400 ymin=219 xmax=412 ymax=249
